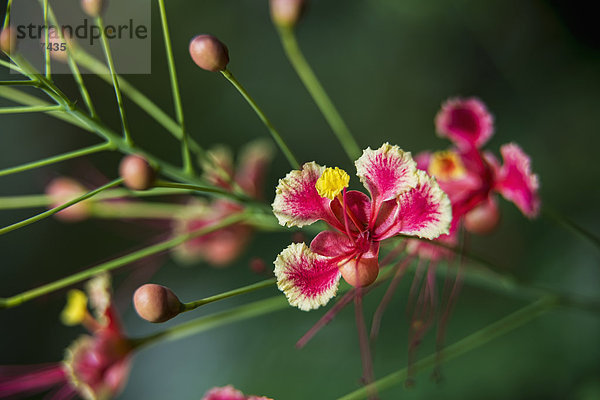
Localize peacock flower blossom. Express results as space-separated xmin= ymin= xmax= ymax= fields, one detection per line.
xmin=0 ymin=274 xmax=133 ymax=400
xmin=435 ymin=97 xmax=494 ymax=150
xmin=272 ymin=143 xmax=452 ymax=311
xmin=202 ymin=385 xmax=273 ymax=400
xmin=173 ymin=140 xmax=273 ymax=267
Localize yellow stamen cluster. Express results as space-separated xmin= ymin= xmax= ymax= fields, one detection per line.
xmin=315 ymin=167 xmax=350 ymax=200
xmin=428 ymin=150 xmax=466 ymax=181
xmin=60 ymin=289 xmax=88 ymax=326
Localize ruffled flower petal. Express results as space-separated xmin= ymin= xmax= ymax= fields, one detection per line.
xmin=274 ymin=243 xmax=342 ymax=311
xmin=310 ymin=230 xmax=355 ymax=258
xmin=435 ymin=97 xmax=494 ymax=149
xmin=494 ymin=143 xmax=540 ymax=218
xmin=272 ymin=162 xmax=337 ymax=228
xmin=355 ymin=143 xmax=418 ymax=206
xmin=201 ymin=145 xmax=236 ymax=190
xmin=375 ymin=170 xmax=452 ymax=240
xmin=202 ymin=385 xmax=246 ymax=400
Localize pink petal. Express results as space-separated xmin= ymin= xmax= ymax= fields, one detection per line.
xmin=494 ymin=143 xmax=540 ymax=218
xmin=435 ymin=97 xmax=494 ymax=149
xmin=201 ymin=146 xmax=236 ymax=190
xmin=202 ymin=385 xmax=246 ymax=400
xmin=414 ymin=151 xmax=432 ymax=171
xmin=375 ymin=170 xmax=452 ymax=240
xmin=274 ymin=243 xmax=342 ymax=311
xmin=0 ymin=364 xmax=66 ymax=397
xmin=235 ymin=140 xmax=274 ymax=198
xmin=310 ymin=231 xmax=355 ymax=258
xmin=329 ymin=190 xmax=371 ymax=232
xmin=272 ymin=162 xmax=339 ymax=228
xmin=355 ymin=143 xmax=418 ymax=208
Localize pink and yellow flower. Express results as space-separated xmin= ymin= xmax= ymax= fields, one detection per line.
xmin=0 ymin=274 xmax=133 ymax=400
xmin=173 ymin=140 xmax=273 ymax=266
xmin=421 ymin=97 xmax=540 ymax=239
xmin=272 ymin=143 xmax=452 ymax=311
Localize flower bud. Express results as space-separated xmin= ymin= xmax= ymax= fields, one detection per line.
xmin=133 ymin=284 xmax=182 ymax=323
xmin=46 ymin=28 xmax=73 ymax=62
xmin=0 ymin=27 xmax=16 ymax=54
xmin=270 ymin=0 xmax=306 ymax=28
xmin=45 ymin=177 xmax=91 ymax=222
xmin=340 ymin=256 xmax=379 ymax=288
xmin=464 ymin=199 xmax=500 ymax=234
xmin=81 ymin=0 xmax=107 ymax=17
xmin=119 ymin=155 xmax=155 ymax=191
xmin=189 ymin=35 xmax=229 ymax=72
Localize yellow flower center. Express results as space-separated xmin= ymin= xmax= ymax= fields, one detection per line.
xmin=61 ymin=289 xmax=88 ymax=326
xmin=428 ymin=151 xmax=466 ymax=181
xmin=315 ymin=167 xmax=350 ymax=200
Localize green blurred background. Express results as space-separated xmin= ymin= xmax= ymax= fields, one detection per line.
xmin=1 ymin=0 xmax=599 ymax=399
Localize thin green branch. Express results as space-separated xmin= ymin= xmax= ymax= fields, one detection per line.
xmin=0 ymin=59 xmax=22 ymax=73
xmin=135 ymin=295 xmax=288 ymax=349
xmin=2 ymin=0 xmax=13 ymax=30
xmin=0 ymin=178 xmax=123 ymax=237
xmin=153 ymin=179 xmax=253 ymax=204
xmin=276 ymin=26 xmax=361 ymax=161
xmin=543 ymin=206 xmax=600 ymax=251
xmin=337 ymin=297 xmax=558 ymax=400
xmin=157 ymin=0 xmax=193 ymax=174
xmin=221 ymin=69 xmax=300 ymax=169
xmin=0 ymin=86 xmax=90 ymax=129
xmin=43 ymin=0 xmax=50 ymax=79
xmin=0 ymin=104 xmax=62 ymax=114
xmin=0 ymin=212 xmax=249 ymax=309
xmin=41 ymin=2 xmax=97 ymax=117
xmin=0 ymin=80 xmax=38 ymax=86
xmin=0 ymin=142 xmax=112 ymax=177
xmin=96 ymin=16 xmax=132 ymax=145
xmin=181 ymin=278 xmax=277 ymax=312
xmin=90 ymin=201 xmax=188 ymax=219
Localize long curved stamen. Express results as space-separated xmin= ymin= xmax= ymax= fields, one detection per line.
xmin=339 ymin=190 xmax=355 ymax=244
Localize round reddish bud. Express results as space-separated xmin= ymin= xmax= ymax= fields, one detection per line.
xmin=81 ymin=0 xmax=107 ymax=17
xmin=464 ymin=200 xmax=500 ymax=234
xmin=0 ymin=27 xmax=16 ymax=54
xmin=189 ymin=35 xmax=229 ymax=72
xmin=340 ymin=257 xmax=379 ymax=288
xmin=119 ymin=155 xmax=155 ymax=191
xmin=270 ymin=0 xmax=306 ymax=28
xmin=134 ymin=284 xmax=182 ymax=323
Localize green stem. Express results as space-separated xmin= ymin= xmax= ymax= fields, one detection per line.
xmin=153 ymin=180 xmax=253 ymax=204
xmin=2 ymin=0 xmax=12 ymax=30
xmin=0 ymin=142 xmax=112 ymax=177
xmin=221 ymin=69 xmax=300 ymax=169
xmin=182 ymin=278 xmax=277 ymax=312
xmin=0 ymin=212 xmax=249 ymax=309
xmin=0 ymin=104 xmax=62 ymax=114
xmin=276 ymin=26 xmax=361 ymax=161
xmin=337 ymin=297 xmax=558 ymax=400
xmin=40 ymin=2 xmax=97 ymax=118
xmin=96 ymin=16 xmax=132 ymax=145
xmin=0 ymin=80 xmax=38 ymax=86
xmin=0 ymin=178 xmax=123 ymax=236
xmin=543 ymin=206 xmax=600 ymax=251
xmin=135 ymin=295 xmax=288 ymax=349
xmin=156 ymin=0 xmax=193 ymax=174
xmin=0 ymin=59 xmax=22 ymax=73
xmin=0 ymin=86 xmax=90 ymax=129
xmin=43 ymin=0 xmax=50 ymax=79
xmin=90 ymin=201 xmax=188 ymax=219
